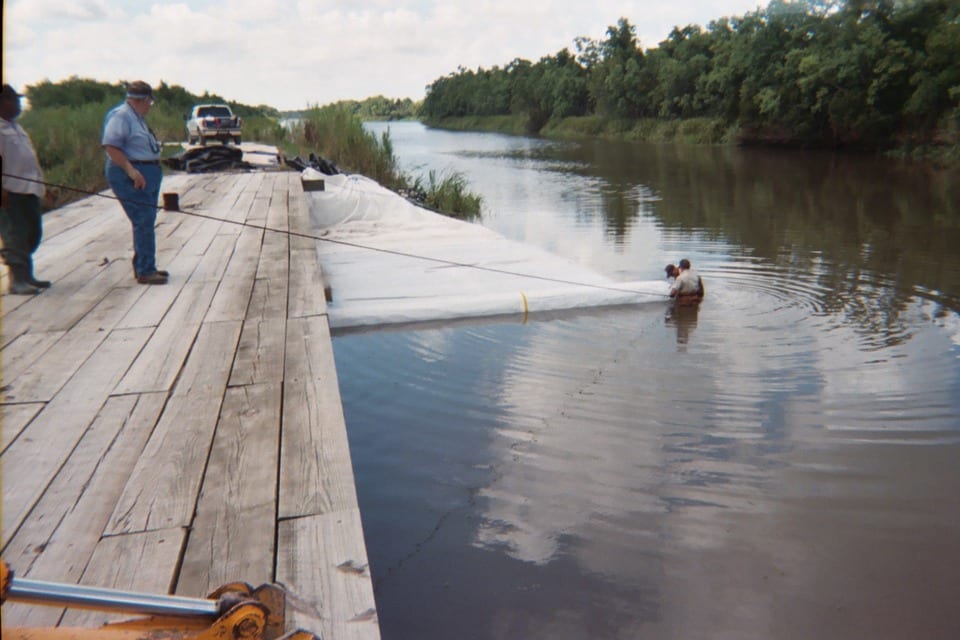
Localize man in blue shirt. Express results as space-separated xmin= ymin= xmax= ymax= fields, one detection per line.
xmin=102 ymin=80 xmax=167 ymax=284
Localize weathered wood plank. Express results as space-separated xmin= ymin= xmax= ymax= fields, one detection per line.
xmin=114 ymin=281 xmax=219 ymax=394
xmin=113 ymin=280 xmax=183 ymax=330
xmin=0 ymin=402 xmax=44 ymax=453
xmin=266 ymin=176 xmax=290 ymax=233
xmin=1 ymin=393 xmax=166 ymax=627
xmin=277 ymin=512 xmax=381 ymax=640
xmin=180 ymin=217 xmax=226 ymax=258
xmin=58 ymin=529 xmax=187 ymax=628
xmin=107 ymin=320 xmax=242 ymax=534
xmin=229 ymin=318 xmax=286 ymax=386
xmin=188 ymin=232 xmax=240 ymax=284
xmin=39 ymin=195 xmax=112 ymax=240
xmin=156 ymin=205 xmax=206 ymax=245
xmin=177 ymin=382 xmax=282 ymax=596
xmin=2 ymin=282 xmax=148 ymax=403
xmin=213 ymin=172 xmax=255 ymax=225
xmin=215 ymin=172 xmax=250 ymax=209
xmin=258 ymin=231 xmax=290 ymax=284
xmin=247 ymin=193 xmax=272 ymax=227
xmin=226 ymin=223 xmax=288 ymax=386
xmin=279 ymin=316 xmax=359 ymax=519
xmin=1 ymin=327 xmax=153 ymax=548
xmin=288 ymin=246 xmax=327 ymax=319
xmin=205 ymin=276 xmax=254 ymax=324
xmin=288 ymin=176 xmax=316 ymax=248
xmin=1 ymin=256 xmax=141 ymax=340
xmin=1 ymin=329 xmax=65 ymax=382
xmin=221 ymin=224 xmax=264 ymax=282
xmin=177 ymin=174 xmax=230 ymax=213
xmin=204 ymin=226 xmax=263 ymax=324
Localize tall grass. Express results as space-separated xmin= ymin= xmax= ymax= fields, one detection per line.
xmin=282 ymin=105 xmax=482 ymax=217
xmin=18 ymin=101 xmax=482 ymax=218
xmin=413 ymin=170 xmax=483 ymax=221
xmin=21 ymin=97 xmax=195 ymax=209
xmin=20 ymin=99 xmax=113 ymax=208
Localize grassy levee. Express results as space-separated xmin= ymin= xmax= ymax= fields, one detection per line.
xmin=424 ymin=115 xmax=736 ymax=145
xmin=423 ymin=114 xmax=959 ymax=166
xmin=18 ymin=102 xmax=482 ymax=218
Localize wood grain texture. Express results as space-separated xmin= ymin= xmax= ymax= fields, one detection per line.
xmin=0 ymin=401 xmax=44 ymax=453
xmin=1 ymin=393 xmax=166 ymax=627
xmin=2 ymin=168 xmax=377 ymax=636
xmin=279 ymin=316 xmax=359 ymax=519
xmin=1 ymin=257 xmax=139 ymax=342
xmin=188 ymin=232 xmax=240 ymax=284
xmin=229 ymin=317 xmax=286 ymax=386
xmin=265 ymin=175 xmax=290 ymax=233
xmin=58 ymin=528 xmax=187 ymax=628
xmin=288 ymin=246 xmax=327 ymax=319
xmin=107 ymin=321 xmax=241 ymax=534
xmin=277 ymin=512 xmax=381 ymax=640
xmin=2 ymin=283 xmax=146 ymax=402
xmin=114 ymin=281 xmax=220 ymax=394
xmin=1 ymin=327 xmax=153 ymax=548
xmin=0 ymin=329 xmax=64 ymax=377
xmin=177 ymin=382 xmax=281 ymax=595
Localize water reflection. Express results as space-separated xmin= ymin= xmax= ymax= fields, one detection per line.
xmin=349 ymin=123 xmax=960 ymax=640
xmin=665 ymin=304 xmax=699 ymax=347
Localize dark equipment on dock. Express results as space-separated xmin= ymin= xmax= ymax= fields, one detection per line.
xmin=164 ymin=146 xmax=255 ymax=174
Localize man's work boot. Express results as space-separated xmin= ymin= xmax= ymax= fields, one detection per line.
xmin=132 ymin=255 xmax=168 ymax=278
xmin=25 ymin=259 xmax=51 ymax=288
xmin=7 ymin=264 xmax=42 ymax=295
xmin=136 ymin=271 xmax=168 ymax=285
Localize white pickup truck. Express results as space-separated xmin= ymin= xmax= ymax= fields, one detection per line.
xmin=185 ymin=104 xmax=242 ymax=146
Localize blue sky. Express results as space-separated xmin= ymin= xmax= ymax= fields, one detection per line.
xmin=4 ymin=0 xmax=766 ymax=110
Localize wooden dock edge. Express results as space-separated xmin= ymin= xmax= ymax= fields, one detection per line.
xmin=1 ymin=171 xmax=380 ymax=639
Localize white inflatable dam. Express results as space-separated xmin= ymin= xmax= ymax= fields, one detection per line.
xmin=303 ymin=170 xmax=670 ymax=331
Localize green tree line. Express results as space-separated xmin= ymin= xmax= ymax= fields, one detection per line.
xmin=420 ymin=0 xmax=960 ymax=151
xmin=26 ymin=77 xmax=280 ymax=120
xmin=281 ymin=96 xmax=420 ymax=122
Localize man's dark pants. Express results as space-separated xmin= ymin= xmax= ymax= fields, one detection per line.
xmin=0 ymin=192 xmax=43 ymax=268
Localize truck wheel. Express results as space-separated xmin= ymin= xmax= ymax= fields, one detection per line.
xmin=234 ymin=136 xmax=242 ymax=145
xmin=199 ymin=134 xmax=206 ymax=146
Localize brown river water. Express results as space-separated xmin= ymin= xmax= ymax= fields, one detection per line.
xmin=331 ymin=122 xmax=960 ymax=639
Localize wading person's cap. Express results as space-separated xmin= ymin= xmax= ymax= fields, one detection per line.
xmin=126 ymin=81 xmax=153 ymax=100
xmin=664 ymin=263 xmax=676 ymax=276
xmin=1 ymin=84 xmax=22 ymax=99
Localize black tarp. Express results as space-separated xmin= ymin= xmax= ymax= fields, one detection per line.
xmin=163 ymin=145 xmax=255 ymax=173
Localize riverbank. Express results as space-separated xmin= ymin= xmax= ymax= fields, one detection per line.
xmin=423 ymin=115 xmax=960 ymax=166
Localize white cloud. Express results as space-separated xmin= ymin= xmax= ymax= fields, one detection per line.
xmin=3 ymin=0 xmax=765 ymax=109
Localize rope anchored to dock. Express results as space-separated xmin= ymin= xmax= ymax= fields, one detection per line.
xmin=1 ymin=171 xmax=672 ymax=299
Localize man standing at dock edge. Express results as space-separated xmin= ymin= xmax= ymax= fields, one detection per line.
xmin=0 ymin=83 xmax=51 ymax=295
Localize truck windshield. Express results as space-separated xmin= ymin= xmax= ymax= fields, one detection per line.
xmin=198 ymin=107 xmax=232 ymax=117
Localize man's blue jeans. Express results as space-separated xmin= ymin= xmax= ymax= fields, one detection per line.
xmin=106 ymin=162 xmax=162 ymax=277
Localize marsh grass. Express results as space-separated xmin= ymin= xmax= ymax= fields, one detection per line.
xmin=18 ymin=100 xmax=482 ymax=218
xmin=413 ymin=170 xmax=483 ymax=220
xmin=283 ymin=105 xmax=482 ymax=217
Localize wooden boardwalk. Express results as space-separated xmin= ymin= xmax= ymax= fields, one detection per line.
xmin=1 ymin=169 xmax=380 ymax=639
